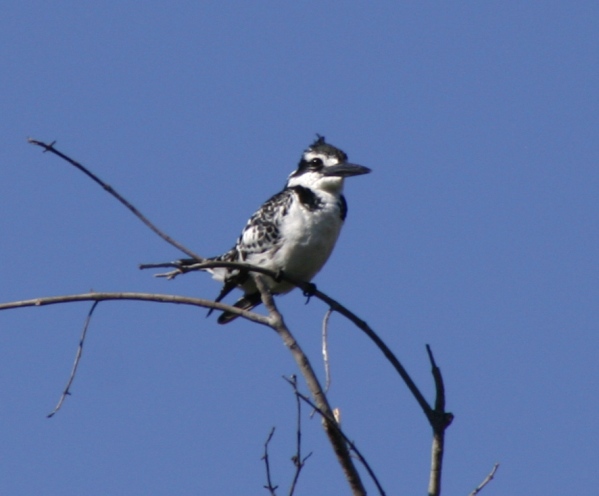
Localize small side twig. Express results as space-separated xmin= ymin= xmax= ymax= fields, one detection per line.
xmin=262 ymin=427 xmax=278 ymax=495
xmin=321 ymin=308 xmax=333 ymax=392
xmin=288 ymin=375 xmax=313 ymax=496
xmin=28 ymin=138 xmax=204 ymax=263
xmin=283 ymin=376 xmax=386 ymax=496
xmin=425 ymin=344 xmax=454 ymax=496
xmin=469 ymin=463 xmax=500 ymax=496
xmin=28 ymin=139 xmax=443 ymax=435
xmin=141 ymin=259 xmax=448 ymax=420
xmin=142 ymin=260 xmax=440 ymax=424
xmin=426 ymin=344 xmax=447 ymax=415
xmin=27 ymin=139 xmax=457 ymax=494
xmin=253 ymin=275 xmax=366 ymax=496
xmin=47 ymin=301 xmax=99 ymax=417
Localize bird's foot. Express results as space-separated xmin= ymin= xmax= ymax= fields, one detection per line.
xmin=303 ymin=282 xmax=317 ymax=304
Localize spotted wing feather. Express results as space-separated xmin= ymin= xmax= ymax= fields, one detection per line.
xmin=235 ymin=189 xmax=294 ymax=260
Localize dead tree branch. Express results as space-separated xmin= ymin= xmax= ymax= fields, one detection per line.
xmin=47 ymin=301 xmax=100 ymax=417
xmin=321 ymin=308 xmax=333 ymax=392
xmin=143 ymin=262 xmax=453 ymax=417
xmin=469 ymin=463 xmax=499 ymax=496
xmin=426 ymin=345 xmax=454 ymax=496
xmin=142 ymin=261 xmax=441 ymax=419
xmin=254 ymin=275 xmax=366 ymax=496
xmin=262 ymin=427 xmax=279 ymax=495
xmin=150 ymin=260 xmax=455 ymax=494
xmin=0 ymin=292 xmax=270 ymax=326
xmin=24 ymin=138 xmax=456 ymax=493
xmin=27 ymin=138 xmax=204 ymax=262
xmin=260 ymin=379 xmax=313 ymax=496
xmin=288 ymin=375 xmax=313 ymax=496
xmin=27 ymin=139 xmax=448 ymax=428
xmin=1 ymin=292 xmax=271 ymax=414
xmin=283 ymin=376 xmax=386 ymax=496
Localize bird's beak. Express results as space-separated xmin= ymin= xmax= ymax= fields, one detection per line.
xmin=322 ymin=162 xmax=371 ymax=178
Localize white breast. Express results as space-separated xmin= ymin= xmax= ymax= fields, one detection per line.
xmin=246 ymin=190 xmax=343 ymax=294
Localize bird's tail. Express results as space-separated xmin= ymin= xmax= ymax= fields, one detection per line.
xmin=217 ymin=293 xmax=262 ymax=325
xmin=141 ymin=255 xmax=261 ymax=324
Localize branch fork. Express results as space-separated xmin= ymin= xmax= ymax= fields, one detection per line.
xmin=13 ymin=138 xmax=488 ymax=495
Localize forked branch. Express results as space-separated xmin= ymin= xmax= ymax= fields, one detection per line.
xmin=426 ymin=345 xmax=454 ymax=496
xmin=262 ymin=427 xmax=279 ymax=495
xmin=24 ymin=138 xmax=459 ymax=494
xmin=283 ymin=376 xmax=386 ymax=496
xmin=254 ymin=275 xmax=366 ymax=495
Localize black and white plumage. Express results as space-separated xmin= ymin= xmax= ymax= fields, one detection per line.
xmin=171 ymin=136 xmax=370 ymax=324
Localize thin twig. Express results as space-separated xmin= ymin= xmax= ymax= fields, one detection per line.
xmin=150 ymin=257 xmax=454 ymax=495
xmin=469 ymin=463 xmax=500 ymax=496
xmin=253 ymin=275 xmax=366 ymax=496
xmin=143 ymin=261 xmax=435 ymax=415
xmin=27 ymin=138 xmax=453 ymax=494
xmin=262 ymin=427 xmax=279 ymax=495
xmin=426 ymin=345 xmax=447 ymax=414
xmin=0 ymin=292 xmax=270 ymax=326
xmin=288 ymin=375 xmax=312 ymax=496
xmin=425 ymin=345 xmax=454 ymax=496
xmin=283 ymin=376 xmax=386 ymax=496
xmin=322 ymin=308 xmax=333 ymax=392
xmin=145 ymin=258 xmax=455 ymax=493
xmin=0 ymin=286 xmax=367 ymax=494
xmin=28 ymin=139 xmax=436 ymax=427
xmin=27 ymin=138 xmax=204 ymax=262
xmin=47 ymin=301 xmax=99 ymax=417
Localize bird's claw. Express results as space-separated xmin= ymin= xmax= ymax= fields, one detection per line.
xmin=303 ymin=282 xmax=317 ymax=304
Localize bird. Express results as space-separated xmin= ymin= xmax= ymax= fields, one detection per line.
xmin=151 ymin=136 xmax=371 ymax=324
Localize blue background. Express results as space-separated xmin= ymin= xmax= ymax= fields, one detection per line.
xmin=1 ymin=2 xmax=598 ymax=495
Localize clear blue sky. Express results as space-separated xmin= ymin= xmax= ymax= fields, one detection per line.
xmin=1 ymin=2 xmax=598 ymax=495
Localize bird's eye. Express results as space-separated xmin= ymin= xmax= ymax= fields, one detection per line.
xmin=310 ymin=158 xmax=323 ymax=167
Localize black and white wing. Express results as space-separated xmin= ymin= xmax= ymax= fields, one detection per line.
xmin=207 ymin=188 xmax=294 ymax=321
xmin=234 ymin=188 xmax=295 ymax=261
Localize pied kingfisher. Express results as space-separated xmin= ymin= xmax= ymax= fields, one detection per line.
xmin=159 ymin=136 xmax=370 ymax=324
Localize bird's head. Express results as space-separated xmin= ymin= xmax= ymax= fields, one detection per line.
xmin=286 ymin=136 xmax=371 ymax=193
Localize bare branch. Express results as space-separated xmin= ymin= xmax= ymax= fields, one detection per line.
xmin=5 ymin=267 xmax=451 ymax=493
xmin=145 ymin=260 xmax=454 ymax=492
xmin=28 ymin=138 xmax=204 ymax=262
xmin=26 ymin=138 xmax=457 ymax=494
xmin=47 ymin=301 xmax=99 ymax=417
xmin=143 ymin=260 xmax=436 ymax=421
xmin=1 ymin=284 xmax=368 ymax=494
xmin=321 ymin=308 xmax=333 ymax=392
xmin=425 ymin=345 xmax=454 ymax=496
xmin=428 ymin=431 xmax=444 ymax=496
xmin=469 ymin=463 xmax=500 ymax=496
xmin=260 ymin=380 xmax=313 ymax=496
xmin=426 ymin=344 xmax=447 ymax=414
xmin=27 ymin=140 xmax=441 ymax=430
xmin=288 ymin=375 xmax=312 ymax=496
xmin=283 ymin=377 xmax=386 ymax=496
xmin=28 ymin=138 xmax=436 ymax=423
xmin=0 ymin=292 xmax=270 ymax=326
xmin=253 ymin=275 xmax=366 ymax=496
xmin=262 ymin=427 xmax=279 ymax=495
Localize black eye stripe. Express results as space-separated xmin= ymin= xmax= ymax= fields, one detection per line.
xmin=290 ymin=155 xmax=328 ymax=178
